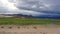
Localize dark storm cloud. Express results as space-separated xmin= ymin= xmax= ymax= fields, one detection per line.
xmin=16 ymin=0 xmax=60 ymax=11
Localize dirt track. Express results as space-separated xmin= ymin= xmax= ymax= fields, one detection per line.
xmin=0 ymin=25 xmax=60 ymax=34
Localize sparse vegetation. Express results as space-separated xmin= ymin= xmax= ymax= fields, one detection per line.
xmin=33 ymin=26 xmax=37 ymax=29
xmin=0 ymin=17 xmax=60 ymax=25
xmin=8 ymin=27 xmax=12 ymax=29
xmin=17 ymin=26 xmax=20 ymax=29
xmin=1 ymin=26 xmax=4 ymax=28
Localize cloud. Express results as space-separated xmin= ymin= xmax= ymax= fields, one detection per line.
xmin=16 ymin=0 xmax=60 ymax=11
xmin=15 ymin=0 xmax=52 ymax=11
xmin=0 ymin=0 xmax=60 ymax=16
xmin=0 ymin=0 xmax=42 ymax=16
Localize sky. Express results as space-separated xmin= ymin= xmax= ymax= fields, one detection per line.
xmin=0 ymin=0 xmax=60 ymax=16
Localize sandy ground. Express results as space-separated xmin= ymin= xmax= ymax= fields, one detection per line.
xmin=0 ymin=25 xmax=60 ymax=34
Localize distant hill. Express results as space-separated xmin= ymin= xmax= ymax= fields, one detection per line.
xmin=0 ymin=14 xmax=60 ymax=19
xmin=0 ymin=14 xmax=33 ymax=18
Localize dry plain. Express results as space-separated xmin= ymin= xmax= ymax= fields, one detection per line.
xmin=0 ymin=25 xmax=60 ymax=34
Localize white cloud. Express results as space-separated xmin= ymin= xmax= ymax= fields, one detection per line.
xmin=0 ymin=0 xmax=17 ymax=11
xmin=31 ymin=5 xmax=37 ymax=8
